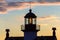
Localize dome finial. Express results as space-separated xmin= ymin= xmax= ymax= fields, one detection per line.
xmin=29 ymin=9 xmax=32 ymax=13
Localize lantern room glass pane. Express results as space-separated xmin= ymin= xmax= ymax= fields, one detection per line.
xmin=33 ymin=18 xmax=36 ymax=24
xmin=26 ymin=18 xmax=28 ymax=24
xmin=29 ymin=18 xmax=32 ymax=24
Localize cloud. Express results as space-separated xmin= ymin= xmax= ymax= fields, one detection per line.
xmin=5 ymin=0 xmax=60 ymax=2
xmin=6 ymin=0 xmax=24 ymax=2
xmin=37 ymin=16 xmax=58 ymax=20
xmin=37 ymin=15 xmax=60 ymax=27
xmin=37 ymin=15 xmax=60 ymax=25
xmin=7 ymin=2 xmax=30 ymax=11
xmin=0 ymin=1 xmax=60 ymax=14
xmin=0 ymin=7 xmax=6 ymax=11
xmin=6 ymin=2 xmax=60 ymax=11
xmin=0 ymin=0 xmax=4 ymax=1
xmin=0 ymin=2 xmax=29 ymax=14
xmin=0 ymin=7 xmax=7 ymax=14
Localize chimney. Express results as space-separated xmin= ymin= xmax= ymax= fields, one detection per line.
xmin=52 ymin=27 xmax=56 ymax=36
xmin=5 ymin=29 xmax=10 ymax=38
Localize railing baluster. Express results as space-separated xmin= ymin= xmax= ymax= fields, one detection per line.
xmin=36 ymin=25 xmax=40 ymax=31
xmin=21 ymin=25 xmax=25 ymax=31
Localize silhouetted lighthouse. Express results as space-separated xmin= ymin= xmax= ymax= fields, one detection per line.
xmin=5 ymin=9 xmax=57 ymax=40
xmin=21 ymin=9 xmax=40 ymax=40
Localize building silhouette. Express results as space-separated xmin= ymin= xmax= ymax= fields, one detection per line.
xmin=5 ymin=9 xmax=57 ymax=40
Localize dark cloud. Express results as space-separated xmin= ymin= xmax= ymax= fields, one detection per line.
xmin=0 ymin=7 xmax=6 ymax=12
xmin=0 ymin=1 xmax=7 ymax=14
xmin=0 ymin=0 xmax=4 ymax=1
xmin=0 ymin=7 xmax=7 ymax=14
xmin=37 ymin=0 xmax=60 ymax=2
xmin=6 ymin=0 xmax=24 ymax=2
xmin=56 ymin=0 xmax=60 ymax=2
xmin=45 ymin=0 xmax=56 ymax=2
xmin=7 ymin=2 xmax=21 ymax=7
xmin=35 ymin=0 xmax=56 ymax=2
xmin=5 ymin=0 xmax=58 ymax=2
xmin=4 ymin=0 xmax=60 ymax=2
xmin=0 ymin=2 xmax=7 ymax=7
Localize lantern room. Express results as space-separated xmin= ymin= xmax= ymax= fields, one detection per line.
xmin=24 ymin=9 xmax=37 ymax=24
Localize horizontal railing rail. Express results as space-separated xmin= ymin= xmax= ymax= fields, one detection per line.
xmin=21 ymin=25 xmax=40 ymax=31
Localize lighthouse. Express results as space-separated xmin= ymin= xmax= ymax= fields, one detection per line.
xmin=21 ymin=9 xmax=40 ymax=40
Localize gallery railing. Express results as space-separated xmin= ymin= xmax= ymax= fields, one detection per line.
xmin=21 ymin=25 xmax=40 ymax=31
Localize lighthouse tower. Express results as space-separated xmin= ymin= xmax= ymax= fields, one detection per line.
xmin=21 ymin=9 xmax=40 ymax=40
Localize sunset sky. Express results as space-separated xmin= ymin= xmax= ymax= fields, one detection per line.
xmin=0 ymin=0 xmax=60 ymax=40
